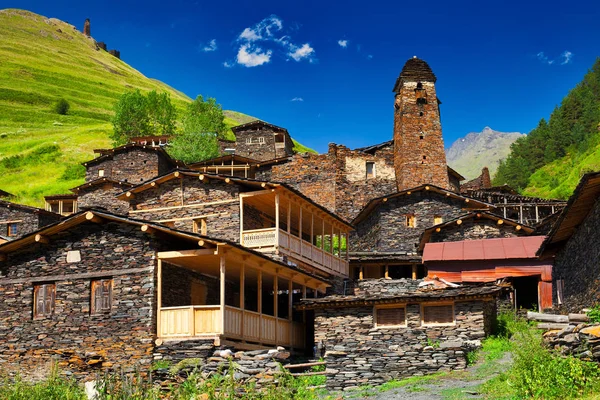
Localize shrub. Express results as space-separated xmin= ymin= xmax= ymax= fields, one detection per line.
xmin=59 ymin=164 xmax=86 ymax=181
xmin=54 ymin=98 xmax=70 ymax=115
xmin=0 ymin=367 xmax=85 ymax=400
xmin=587 ymin=304 xmax=600 ymax=323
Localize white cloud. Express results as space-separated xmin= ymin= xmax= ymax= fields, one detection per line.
xmin=237 ymin=44 xmax=272 ymax=67
xmin=367 ymin=54 xmax=373 ymax=59
xmin=537 ymin=52 xmax=550 ymax=64
xmin=223 ymin=61 xmax=234 ymax=68
xmin=203 ymin=39 xmax=217 ymax=52
xmin=337 ymin=39 xmax=348 ymax=48
xmin=561 ymin=50 xmax=573 ymax=65
xmin=288 ymin=43 xmax=315 ymax=62
xmin=238 ymin=15 xmax=283 ymax=42
xmin=291 ymin=97 xmax=304 ymax=102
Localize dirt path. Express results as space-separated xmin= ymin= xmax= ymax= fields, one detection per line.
xmin=341 ymin=352 xmax=512 ymax=400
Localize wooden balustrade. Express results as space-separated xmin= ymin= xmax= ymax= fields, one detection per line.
xmin=241 ymin=228 xmax=349 ymax=276
xmin=162 ymin=305 xmax=305 ymax=348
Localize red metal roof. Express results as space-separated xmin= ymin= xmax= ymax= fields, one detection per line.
xmin=423 ymin=236 xmax=546 ymax=262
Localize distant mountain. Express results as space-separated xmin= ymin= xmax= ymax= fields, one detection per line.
xmin=446 ymin=127 xmax=524 ymax=180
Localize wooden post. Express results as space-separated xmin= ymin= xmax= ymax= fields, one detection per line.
xmin=220 ymin=256 xmax=226 ymax=335
xmin=239 ymin=196 xmax=244 ymax=245
xmin=157 ymin=259 xmax=162 ymax=338
xmin=299 ymin=206 xmax=303 ymax=257
xmin=331 ymin=224 xmax=335 ymax=255
xmin=519 ymin=204 xmax=523 ymax=224
xmin=310 ymin=212 xmax=314 ymax=246
xmin=321 ymin=219 xmax=325 ymax=251
xmin=275 ymin=193 xmax=280 ymax=253
xmin=385 ymin=265 xmax=389 ymax=279
xmin=535 ymin=205 xmax=539 ymax=223
xmin=274 ymin=275 xmax=278 ymax=343
xmin=258 ymin=270 xmax=262 ymax=342
xmin=503 ymin=206 xmax=507 ymax=218
xmin=552 ymin=205 xmax=555 ymax=214
xmin=287 ymin=199 xmax=291 ymax=234
xmin=359 ymin=266 xmax=364 ymax=280
xmin=240 ymin=263 xmax=245 ymax=338
xmin=412 ymin=264 xmax=417 ymax=280
xmin=288 ymin=279 xmax=293 ymax=346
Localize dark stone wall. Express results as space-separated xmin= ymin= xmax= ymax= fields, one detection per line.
xmin=0 ymin=222 xmax=158 ymax=379
xmin=232 ymin=127 xmax=293 ymax=161
xmin=315 ymin=299 xmax=495 ymax=390
xmin=553 ymin=198 xmax=600 ymax=312
xmin=85 ymin=149 xmax=173 ymax=184
xmin=128 ymin=176 xmax=241 ymax=241
xmin=0 ymin=205 xmax=60 ymax=239
xmin=77 ymin=185 xmax=130 ymax=214
xmin=161 ymin=263 xmax=235 ymax=307
xmin=429 ymin=219 xmax=527 ymax=243
xmin=351 ymin=192 xmax=469 ymax=254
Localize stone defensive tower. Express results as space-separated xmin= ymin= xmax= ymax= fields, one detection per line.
xmin=83 ymin=18 xmax=91 ymax=36
xmin=393 ymin=57 xmax=450 ymax=191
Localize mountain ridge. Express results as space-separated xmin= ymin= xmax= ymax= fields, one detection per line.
xmin=446 ymin=127 xmax=524 ymax=180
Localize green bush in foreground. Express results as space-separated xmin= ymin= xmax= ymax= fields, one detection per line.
xmin=481 ymin=312 xmax=600 ymax=399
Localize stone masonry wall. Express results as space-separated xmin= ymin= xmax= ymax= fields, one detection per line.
xmin=429 ymin=219 xmax=527 ymax=243
xmin=233 ymin=127 xmax=293 ymax=161
xmin=0 ymin=222 xmax=158 ymax=380
xmin=315 ymin=299 xmax=495 ymax=390
xmin=394 ymin=80 xmax=450 ymax=191
xmin=85 ymin=149 xmax=173 ymax=184
xmin=128 ymin=177 xmax=241 ymax=242
xmin=351 ymin=192 xmax=469 ymax=255
xmin=76 ymin=185 xmax=130 ymax=214
xmin=553 ymin=198 xmax=600 ymax=312
xmin=0 ymin=204 xmax=59 ymax=239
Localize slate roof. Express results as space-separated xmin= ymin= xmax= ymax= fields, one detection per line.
xmin=297 ymin=279 xmax=501 ymax=309
xmin=393 ymin=57 xmax=437 ymax=91
xmin=423 ymin=236 xmax=546 ymax=262
xmin=231 ymin=120 xmax=288 ymax=133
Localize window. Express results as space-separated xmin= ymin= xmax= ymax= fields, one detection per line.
xmin=245 ymin=137 xmax=265 ymax=145
xmin=434 ymin=215 xmax=443 ymax=225
xmin=366 ymin=162 xmax=376 ymax=179
xmin=62 ymin=201 xmax=74 ymax=214
xmin=405 ymin=214 xmax=416 ymax=228
xmin=375 ymin=306 xmax=406 ymax=327
xmin=258 ymin=137 xmax=265 ymax=144
xmin=245 ymin=137 xmax=252 ymax=144
xmin=556 ymin=279 xmax=565 ymax=305
xmin=422 ymin=303 xmax=454 ymax=325
xmin=33 ymin=283 xmax=56 ymax=318
xmin=7 ymin=223 xmax=18 ymax=237
xmin=98 ymin=169 xmax=105 ymax=177
xmin=91 ymin=279 xmax=113 ymax=314
xmin=193 ymin=218 xmax=207 ymax=235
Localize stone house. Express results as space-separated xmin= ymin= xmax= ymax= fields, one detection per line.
xmin=0 ymin=209 xmax=330 ymax=379
xmin=115 ymin=169 xmax=353 ymax=281
xmin=228 ymin=120 xmax=294 ymax=161
xmin=0 ymin=199 xmax=61 ymax=241
xmin=348 ymin=185 xmax=491 ymax=280
xmin=537 ymin=172 xmax=600 ymax=312
xmin=83 ymin=143 xmax=181 ymax=184
xmin=297 ymin=278 xmax=500 ymax=390
xmin=423 ymin=236 xmax=552 ymax=310
xmin=44 ymin=194 xmax=79 ymax=216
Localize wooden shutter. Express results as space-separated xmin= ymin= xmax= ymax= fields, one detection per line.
xmin=423 ymin=304 xmax=454 ymax=325
xmin=92 ymin=279 xmax=112 ymax=313
xmin=376 ymin=307 xmax=406 ymax=326
xmin=34 ymin=284 xmax=55 ymax=317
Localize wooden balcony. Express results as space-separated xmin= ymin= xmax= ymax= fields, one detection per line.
xmin=159 ymin=305 xmax=305 ymax=348
xmin=242 ymin=228 xmax=349 ymax=276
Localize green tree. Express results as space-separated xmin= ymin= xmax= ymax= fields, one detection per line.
xmin=147 ymin=91 xmax=177 ymax=135
xmin=110 ymin=90 xmax=150 ymax=146
xmin=110 ymin=90 xmax=177 ymax=146
xmin=182 ymin=95 xmax=227 ymax=138
xmin=167 ymin=95 xmax=226 ymax=163
xmin=53 ymin=98 xmax=70 ymax=115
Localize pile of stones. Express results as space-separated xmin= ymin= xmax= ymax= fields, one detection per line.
xmin=544 ymin=323 xmax=600 ymax=360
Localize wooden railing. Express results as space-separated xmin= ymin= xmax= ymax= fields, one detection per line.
xmin=160 ymin=305 xmax=221 ymax=338
xmin=241 ymin=228 xmax=349 ymax=276
xmin=160 ymin=305 xmax=305 ymax=348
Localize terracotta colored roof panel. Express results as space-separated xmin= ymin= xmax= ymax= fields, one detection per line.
xmin=423 ymin=236 xmax=546 ymax=262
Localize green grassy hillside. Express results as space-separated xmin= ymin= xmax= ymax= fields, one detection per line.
xmin=0 ymin=9 xmax=314 ymax=206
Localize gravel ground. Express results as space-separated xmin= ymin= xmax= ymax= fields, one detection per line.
xmin=337 ymin=352 xmax=513 ymax=400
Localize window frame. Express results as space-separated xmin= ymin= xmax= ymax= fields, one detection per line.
xmin=7 ymin=222 xmax=18 ymax=237
xmin=193 ymin=218 xmax=207 ymax=235
xmin=98 ymin=169 xmax=105 ymax=177
xmin=374 ymin=304 xmax=407 ymax=328
xmin=366 ymin=161 xmax=376 ymax=179
xmin=421 ymin=302 xmax=455 ymax=327
xmin=33 ymin=283 xmax=56 ymax=319
xmin=434 ymin=215 xmax=443 ymax=225
xmin=405 ymin=214 xmax=417 ymax=228
xmin=91 ymin=278 xmax=113 ymax=314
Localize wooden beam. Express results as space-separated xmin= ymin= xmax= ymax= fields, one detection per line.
xmin=0 ymin=254 xmax=6 ymax=262
xmin=157 ymin=259 xmax=162 ymax=337
xmin=150 ymin=182 xmax=157 ymax=187
xmin=174 ymin=171 xmax=180 ymax=178
xmin=412 ymin=264 xmax=417 ymax=280
xmin=220 ymin=256 xmax=226 ymax=335
xmin=275 ymin=192 xmax=280 ymax=254
xmin=456 ymin=219 xmax=462 ymax=225
xmin=85 ymin=211 xmax=104 ymax=223
xmin=140 ymin=224 xmax=154 ymax=233
xmin=157 ymin=249 xmax=216 ymax=259
xmin=34 ymin=234 xmax=49 ymax=244
xmin=497 ymin=219 xmax=504 ymax=225
xmin=126 ymin=192 xmax=134 ymax=198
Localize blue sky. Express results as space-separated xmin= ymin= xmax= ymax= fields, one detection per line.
xmin=6 ymin=0 xmax=600 ymax=152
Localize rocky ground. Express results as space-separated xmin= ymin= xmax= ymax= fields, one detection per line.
xmin=338 ymin=351 xmax=512 ymax=400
